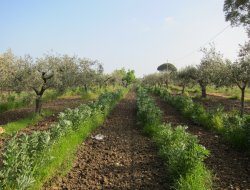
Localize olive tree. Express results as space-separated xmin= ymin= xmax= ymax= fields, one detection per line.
xmin=77 ymin=58 xmax=104 ymax=92
xmin=0 ymin=49 xmax=16 ymax=92
xmin=32 ymin=55 xmax=61 ymax=113
xmin=109 ymin=68 xmax=127 ymax=87
xmin=228 ymin=41 xmax=250 ymax=116
xmin=176 ymin=66 xmax=196 ymax=94
xmin=57 ymin=55 xmax=79 ymax=92
xmin=157 ymin=63 xmax=177 ymax=88
xmin=194 ymin=46 xmax=225 ymax=98
xmin=14 ymin=53 xmax=61 ymax=113
xmin=142 ymin=73 xmax=165 ymax=87
xmin=122 ymin=70 xmax=136 ymax=87
xmin=224 ymin=0 xmax=250 ymax=36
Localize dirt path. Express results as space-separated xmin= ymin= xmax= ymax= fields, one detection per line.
xmin=0 ymin=96 xmax=84 ymax=125
xmin=153 ymin=95 xmax=250 ymax=190
xmin=44 ymin=92 xmax=170 ymax=190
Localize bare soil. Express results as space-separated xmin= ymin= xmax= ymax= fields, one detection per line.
xmin=43 ymin=92 xmax=170 ymax=190
xmin=193 ymin=94 xmax=250 ymax=114
xmin=20 ymin=97 xmax=87 ymax=134
xmin=0 ymin=96 xmax=87 ymax=167
xmin=0 ymin=96 xmax=84 ymax=125
xmin=153 ymin=95 xmax=250 ymax=190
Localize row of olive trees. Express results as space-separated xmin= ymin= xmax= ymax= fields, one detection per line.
xmin=0 ymin=50 xmax=135 ymax=113
xmin=0 ymin=50 xmax=105 ymax=113
xmin=142 ymin=42 xmax=250 ymax=116
xmin=142 ymin=0 xmax=250 ymax=116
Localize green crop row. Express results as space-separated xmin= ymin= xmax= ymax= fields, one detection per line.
xmin=149 ymin=86 xmax=250 ymax=152
xmin=0 ymin=88 xmax=127 ymax=190
xmin=136 ymin=87 xmax=212 ymax=190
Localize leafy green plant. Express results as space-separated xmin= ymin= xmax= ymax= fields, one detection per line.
xmin=149 ymin=86 xmax=250 ymax=152
xmin=136 ymin=87 xmax=212 ymax=190
xmin=0 ymin=88 xmax=127 ymax=190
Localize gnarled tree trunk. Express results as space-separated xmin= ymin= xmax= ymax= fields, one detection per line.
xmin=199 ymin=82 xmax=207 ymax=98
xmin=33 ymin=71 xmax=53 ymax=114
xmin=35 ymin=95 xmax=42 ymax=114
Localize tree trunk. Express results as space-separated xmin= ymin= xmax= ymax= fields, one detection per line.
xmin=200 ymin=84 xmax=207 ymax=98
xmin=181 ymin=85 xmax=185 ymax=94
xmin=240 ymin=87 xmax=246 ymax=117
xmin=165 ymin=80 xmax=169 ymax=89
xmin=84 ymin=84 xmax=88 ymax=92
xmin=99 ymin=83 xmax=102 ymax=89
xmin=35 ymin=95 xmax=42 ymax=114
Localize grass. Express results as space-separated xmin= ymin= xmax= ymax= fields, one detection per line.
xmin=150 ymin=86 xmax=250 ymax=152
xmin=1 ymin=110 xmax=53 ymax=136
xmin=0 ymin=89 xmax=60 ymax=113
xmin=0 ymin=89 xmax=128 ymax=190
xmin=186 ymin=85 xmax=250 ymax=100
xmin=0 ymin=86 xmax=120 ymax=114
xmin=137 ymin=87 xmax=212 ymax=190
xmin=29 ymin=90 xmax=127 ymax=189
xmin=31 ymin=114 xmax=103 ymax=189
xmin=168 ymin=84 xmax=250 ymax=101
xmin=208 ymin=86 xmax=250 ymax=101
xmin=0 ymin=88 xmax=107 ymax=137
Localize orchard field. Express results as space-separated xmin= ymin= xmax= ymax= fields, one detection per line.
xmin=0 ymin=49 xmax=250 ymax=190
xmin=1 ymin=0 xmax=250 ymax=190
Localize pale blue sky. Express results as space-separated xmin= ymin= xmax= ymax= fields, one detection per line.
xmin=0 ymin=0 xmax=248 ymax=77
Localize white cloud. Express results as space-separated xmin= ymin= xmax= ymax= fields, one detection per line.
xmin=164 ymin=16 xmax=174 ymax=24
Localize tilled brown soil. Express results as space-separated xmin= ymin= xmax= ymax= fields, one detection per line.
xmin=193 ymin=94 xmax=250 ymax=114
xmin=0 ymin=97 xmax=87 ymax=167
xmin=153 ymin=95 xmax=250 ymax=190
xmin=44 ymin=92 xmax=170 ymax=190
xmin=0 ymin=96 xmax=84 ymax=125
xmin=171 ymin=89 xmax=250 ymax=114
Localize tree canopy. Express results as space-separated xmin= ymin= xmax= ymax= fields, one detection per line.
xmin=224 ymin=0 xmax=250 ymax=36
xmin=157 ymin=63 xmax=177 ymax=73
xmin=123 ymin=70 xmax=136 ymax=87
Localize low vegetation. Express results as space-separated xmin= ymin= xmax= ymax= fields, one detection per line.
xmin=0 ymin=89 xmax=127 ymax=190
xmin=149 ymin=86 xmax=250 ymax=152
xmin=1 ymin=110 xmax=52 ymax=135
xmin=136 ymin=87 xmax=212 ymax=190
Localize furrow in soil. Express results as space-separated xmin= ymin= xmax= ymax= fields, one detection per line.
xmin=44 ymin=92 xmax=170 ymax=190
xmin=153 ymin=95 xmax=250 ymax=190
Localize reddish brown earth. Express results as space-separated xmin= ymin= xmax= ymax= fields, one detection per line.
xmin=0 ymin=96 xmax=84 ymax=125
xmin=193 ymin=94 xmax=250 ymax=114
xmin=0 ymin=97 xmax=87 ymax=165
xmin=43 ymin=92 xmax=170 ymax=190
xmin=0 ymin=96 xmax=85 ymax=137
xmin=153 ymin=95 xmax=250 ymax=190
xmin=171 ymin=88 xmax=250 ymax=114
xmin=20 ymin=97 xmax=88 ymax=134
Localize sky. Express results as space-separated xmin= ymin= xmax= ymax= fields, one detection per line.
xmin=0 ymin=0 xmax=248 ymax=77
